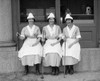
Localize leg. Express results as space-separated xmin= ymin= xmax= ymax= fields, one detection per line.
xmin=65 ymin=65 xmax=69 ymax=75
xmin=24 ymin=65 xmax=29 ymax=75
xmin=36 ymin=64 xmax=40 ymax=75
xmin=71 ymin=65 xmax=74 ymax=74
xmin=69 ymin=65 xmax=74 ymax=75
xmin=55 ymin=67 xmax=59 ymax=75
xmin=51 ymin=67 xmax=56 ymax=75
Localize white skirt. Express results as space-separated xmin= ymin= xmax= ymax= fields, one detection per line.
xmin=43 ymin=39 xmax=62 ymax=57
xmin=62 ymin=56 xmax=79 ymax=65
xmin=62 ymin=38 xmax=81 ymax=61
xmin=21 ymin=55 xmax=41 ymax=66
xmin=18 ymin=38 xmax=42 ymax=58
xmin=43 ymin=53 xmax=61 ymax=67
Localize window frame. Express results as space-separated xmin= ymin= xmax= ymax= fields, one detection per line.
xmin=59 ymin=0 xmax=96 ymax=25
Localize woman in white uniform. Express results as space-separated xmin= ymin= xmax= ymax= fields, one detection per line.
xmin=62 ymin=14 xmax=81 ymax=75
xmin=18 ymin=13 xmax=42 ymax=75
xmin=42 ymin=13 xmax=62 ymax=75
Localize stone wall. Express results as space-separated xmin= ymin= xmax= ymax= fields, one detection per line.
xmin=0 ymin=0 xmax=12 ymax=42
xmin=0 ymin=48 xmax=100 ymax=73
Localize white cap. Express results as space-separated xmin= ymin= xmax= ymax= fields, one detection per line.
xmin=47 ymin=13 xmax=55 ymax=19
xmin=65 ymin=14 xmax=73 ymax=20
xmin=27 ymin=13 xmax=34 ymax=19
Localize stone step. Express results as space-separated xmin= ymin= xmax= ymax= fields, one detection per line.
xmin=0 ymin=72 xmax=100 ymax=81
xmin=0 ymin=48 xmax=100 ymax=74
xmin=0 ymin=47 xmax=16 ymax=51
xmin=0 ymin=42 xmax=17 ymax=51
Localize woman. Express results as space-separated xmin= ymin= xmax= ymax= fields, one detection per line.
xmin=18 ymin=13 xmax=42 ymax=75
xmin=62 ymin=14 xmax=81 ymax=75
xmin=42 ymin=13 xmax=62 ymax=75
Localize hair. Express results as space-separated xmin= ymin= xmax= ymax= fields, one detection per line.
xmin=27 ymin=18 xmax=35 ymax=22
xmin=47 ymin=18 xmax=56 ymax=23
xmin=65 ymin=19 xmax=73 ymax=23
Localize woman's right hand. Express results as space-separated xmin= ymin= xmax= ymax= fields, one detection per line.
xmin=16 ymin=32 xmax=20 ymax=37
xmin=32 ymin=42 xmax=39 ymax=47
xmin=16 ymin=32 xmax=25 ymax=40
xmin=63 ymin=37 xmax=67 ymax=42
xmin=16 ymin=32 xmax=24 ymax=40
xmin=19 ymin=35 xmax=25 ymax=40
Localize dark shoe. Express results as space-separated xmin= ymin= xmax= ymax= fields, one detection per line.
xmin=36 ymin=69 xmax=40 ymax=75
xmin=69 ymin=65 xmax=74 ymax=75
xmin=65 ymin=70 xmax=68 ymax=75
xmin=65 ymin=66 xmax=69 ymax=75
xmin=23 ymin=71 xmax=28 ymax=75
xmin=24 ymin=65 xmax=29 ymax=75
xmin=70 ymin=70 xmax=74 ymax=75
xmin=55 ymin=67 xmax=59 ymax=75
xmin=36 ymin=64 xmax=40 ymax=75
xmin=51 ymin=67 xmax=56 ymax=75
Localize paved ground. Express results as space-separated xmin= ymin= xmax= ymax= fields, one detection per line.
xmin=0 ymin=72 xmax=100 ymax=81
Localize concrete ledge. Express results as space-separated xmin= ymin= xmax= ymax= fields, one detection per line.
xmin=0 ymin=42 xmax=16 ymax=47
xmin=75 ymin=48 xmax=100 ymax=72
xmin=0 ymin=51 xmax=23 ymax=73
xmin=0 ymin=48 xmax=100 ymax=73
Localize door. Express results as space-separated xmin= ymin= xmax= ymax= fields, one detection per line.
xmin=13 ymin=0 xmax=97 ymax=48
xmin=60 ymin=0 xmax=97 ymax=48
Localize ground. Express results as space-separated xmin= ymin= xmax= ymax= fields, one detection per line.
xmin=0 ymin=72 xmax=100 ymax=81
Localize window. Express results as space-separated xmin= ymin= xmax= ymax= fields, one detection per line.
xmin=60 ymin=0 xmax=94 ymax=23
xmin=20 ymin=0 xmax=55 ymax=22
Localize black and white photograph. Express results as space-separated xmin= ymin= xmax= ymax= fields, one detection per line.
xmin=0 ymin=0 xmax=100 ymax=81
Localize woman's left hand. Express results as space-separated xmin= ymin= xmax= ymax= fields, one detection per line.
xmin=68 ymin=43 xmax=74 ymax=48
xmin=51 ymin=43 xmax=56 ymax=46
xmin=32 ymin=42 xmax=39 ymax=47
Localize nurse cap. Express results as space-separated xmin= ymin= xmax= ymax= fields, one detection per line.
xmin=27 ymin=13 xmax=34 ymax=19
xmin=47 ymin=13 xmax=55 ymax=19
xmin=65 ymin=14 xmax=73 ymax=20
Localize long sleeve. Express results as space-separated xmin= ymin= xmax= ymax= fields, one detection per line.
xmin=20 ymin=27 xmax=26 ymax=39
xmin=37 ymin=27 xmax=42 ymax=38
xmin=76 ymin=27 xmax=81 ymax=39
xmin=58 ymin=26 xmax=63 ymax=38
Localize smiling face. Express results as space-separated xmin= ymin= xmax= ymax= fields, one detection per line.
xmin=49 ymin=18 xmax=55 ymax=25
xmin=28 ymin=18 xmax=34 ymax=24
xmin=28 ymin=18 xmax=34 ymax=22
xmin=66 ymin=19 xmax=73 ymax=26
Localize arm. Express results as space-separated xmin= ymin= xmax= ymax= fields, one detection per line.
xmin=62 ymin=28 xmax=68 ymax=42
xmin=51 ymin=37 xmax=62 ymax=46
xmin=32 ymin=37 xmax=41 ymax=46
xmin=72 ymin=27 xmax=81 ymax=45
xmin=19 ymin=35 xmax=25 ymax=40
xmin=51 ymin=26 xmax=62 ymax=46
xmin=32 ymin=27 xmax=41 ymax=46
xmin=42 ymin=27 xmax=46 ymax=42
xmin=19 ymin=28 xmax=26 ymax=40
xmin=71 ymin=38 xmax=79 ymax=45
xmin=68 ymin=27 xmax=81 ymax=48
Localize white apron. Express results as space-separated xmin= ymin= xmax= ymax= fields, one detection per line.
xmin=62 ymin=25 xmax=81 ymax=61
xmin=18 ymin=38 xmax=42 ymax=58
xmin=62 ymin=38 xmax=81 ymax=61
xmin=43 ymin=25 xmax=62 ymax=57
xmin=18 ymin=25 xmax=42 ymax=58
xmin=43 ymin=39 xmax=62 ymax=57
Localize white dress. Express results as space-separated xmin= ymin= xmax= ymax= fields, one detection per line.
xmin=43 ymin=25 xmax=62 ymax=67
xmin=18 ymin=25 xmax=42 ymax=66
xmin=62 ymin=25 xmax=81 ymax=65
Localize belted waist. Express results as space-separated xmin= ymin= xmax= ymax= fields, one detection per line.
xmin=27 ymin=37 xmax=37 ymax=39
xmin=47 ymin=38 xmax=57 ymax=40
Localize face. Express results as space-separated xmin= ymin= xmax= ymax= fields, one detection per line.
xmin=49 ymin=18 xmax=55 ymax=25
xmin=66 ymin=19 xmax=72 ymax=26
xmin=28 ymin=18 xmax=34 ymax=24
